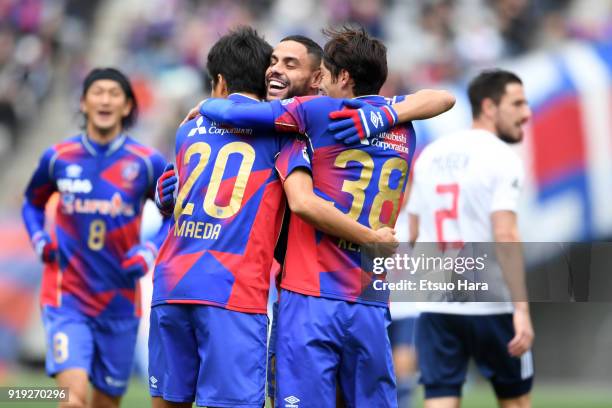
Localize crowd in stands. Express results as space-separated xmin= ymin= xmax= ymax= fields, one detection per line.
xmin=2 ymin=0 xmax=611 ymax=156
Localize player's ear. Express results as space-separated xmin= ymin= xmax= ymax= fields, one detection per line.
xmin=79 ymin=97 xmax=88 ymax=115
xmin=212 ymin=74 xmax=229 ymax=98
xmin=338 ymin=69 xmax=354 ymax=95
xmin=338 ymin=69 xmax=350 ymax=86
xmin=310 ymin=68 xmax=322 ymax=91
xmin=122 ymin=98 xmax=133 ymax=118
xmin=481 ymin=97 xmax=497 ymax=118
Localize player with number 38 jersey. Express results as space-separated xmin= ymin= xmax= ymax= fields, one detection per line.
xmin=273 ymin=94 xmax=415 ymax=305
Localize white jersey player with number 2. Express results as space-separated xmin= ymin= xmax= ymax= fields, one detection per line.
xmin=408 ymin=128 xmax=523 ymax=315
xmin=408 ymin=70 xmax=535 ymax=408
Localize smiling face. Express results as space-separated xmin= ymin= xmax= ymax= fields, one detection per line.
xmin=80 ymin=79 xmax=133 ymax=137
xmin=318 ymin=62 xmax=342 ymax=98
xmin=265 ymin=40 xmax=320 ymax=100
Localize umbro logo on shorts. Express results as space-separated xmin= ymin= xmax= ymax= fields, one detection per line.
xmin=284 ymin=395 xmax=300 ymax=407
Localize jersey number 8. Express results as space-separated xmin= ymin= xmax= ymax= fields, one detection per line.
xmin=87 ymin=219 xmax=106 ymax=251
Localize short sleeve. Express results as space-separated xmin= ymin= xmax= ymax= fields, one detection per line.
xmin=406 ymin=157 xmax=425 ymax=216
xmin=490 ymin=154 xmax=524 ymax=213
xmin=270 ymin=97 xmax=313 ymax=135
xmin=24 ymin=147 xmax=57 ymax=209
xmin=275 ymin=137 xmax=313 ymax=182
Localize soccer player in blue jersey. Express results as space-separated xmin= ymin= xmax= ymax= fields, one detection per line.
xmin=171 ymin=33 xmax=339 ymax=408
xmin=149 ymin=27 xmax=398 ymax=408
xmin=196 ymin=26 xmax=455 ymax=408
xmin=22 ymin=68 xmax=170 ymax=408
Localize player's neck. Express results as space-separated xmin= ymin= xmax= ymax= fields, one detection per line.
xmin=471 ymin=119 xmax=496 ymax=136
xmin=86 ymin=123 xmax=123 ymax=145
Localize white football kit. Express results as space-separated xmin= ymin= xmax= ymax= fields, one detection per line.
xmin=408 ymin=129 xmax=524 ymax=315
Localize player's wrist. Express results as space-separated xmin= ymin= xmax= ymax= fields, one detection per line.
xmin=362 ymin=228 xmax=381 ymax=246
xmin=380 ymin=105 xmax=398 ymax=128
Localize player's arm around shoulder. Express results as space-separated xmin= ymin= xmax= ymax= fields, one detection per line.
xmin=283 ymin=169 xmax=397 ymax=251
xmin=393 ymin=89 xmax=456 ymax=121
xmin=198 ymin=98 xmax=276 ymax=130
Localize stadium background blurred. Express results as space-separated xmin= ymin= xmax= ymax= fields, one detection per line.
xmin=0 ymin=0 xmax=611 ymax=406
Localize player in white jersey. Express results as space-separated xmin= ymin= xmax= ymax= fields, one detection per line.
xmin=407 ymin=70 xmax=534 ymax=408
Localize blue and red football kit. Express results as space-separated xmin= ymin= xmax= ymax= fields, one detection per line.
xmin=199 ymin=94 xmax=416 ymax=407
xmin=149 ymin=93 xmax=297 ymax=407
xmin=22 ymin=133 xmax=168 ymax=395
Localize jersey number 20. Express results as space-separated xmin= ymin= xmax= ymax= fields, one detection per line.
xmin=174 ymin=141 xmax=255 ymax=220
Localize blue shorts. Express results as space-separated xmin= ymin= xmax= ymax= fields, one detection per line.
xmin=416 ymin=313 xmax=534 ymax=399
xmin=148 ymin=304 xmax=268 ymax=407
xmin=275 ymin=290 xmax=396 ymax=408
xmin=41 ymin=306 xmax=139 ymax=396
xmin=388 ymin=316 xmax=416 ymax=347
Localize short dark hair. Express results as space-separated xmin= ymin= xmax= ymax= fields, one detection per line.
xmin=468 ymin=69 xmax=523 ymax=119
xmin=82 ymin=67 xmax=138 ymax=128
xmin=207 ymin=26 xmax=272 ymax=99
xmin=280 ymin=34 xmax=323 ymax=69
xmin=322 ymin=25 xmax=387 ymax=96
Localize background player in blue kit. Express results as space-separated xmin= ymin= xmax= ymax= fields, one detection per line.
xmin=149 ymin=27 xmax=398 ymax=408
xmin=197 ymin=26 xmax=455 ymax=408
xmin=22 ymin=68 xmax=170 ymax=408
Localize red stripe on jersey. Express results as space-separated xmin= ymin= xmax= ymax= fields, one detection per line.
xmin=40 ymin=262 xmax=61 ymax=307
xmin=159 ymin=250 xmax=203 ymax=294
xmin=55 ymin=210 xmax=81 ymax=242
xmin=30 ymin=184 xmax=55 ymax=208
xmin=381 ymin=106 xmax=396 ymax=125
xmin=209 ymin=178 xmax=285 ymax=313
xmin=212 ymin=168 xmax=272 ymax=220
xmin=99 ymin=158 xmax=143 ymax=193
xmin=281 ymin=212 xmax=322 ymax=296
xmin=274 ymin=112 xmax=300 ymax=133
xmin=105 ymin=217 xmax=142 ymax=260
xmin=124 ymin=144 xmax=155 ymax=158
xmin=60 ymin=253 xmax=116 ymax=316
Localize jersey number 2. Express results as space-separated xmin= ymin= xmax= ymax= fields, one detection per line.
xmin=435 ymin=183 xmax=462 ymax=245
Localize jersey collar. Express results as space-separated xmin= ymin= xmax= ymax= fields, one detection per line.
xmin=81 ymin=133 xmax=127 ymax=157
xmin=228 ymin=93 xmax=261 ymax=103
xmin=353 ymin=94 xmax=386 ymax=106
